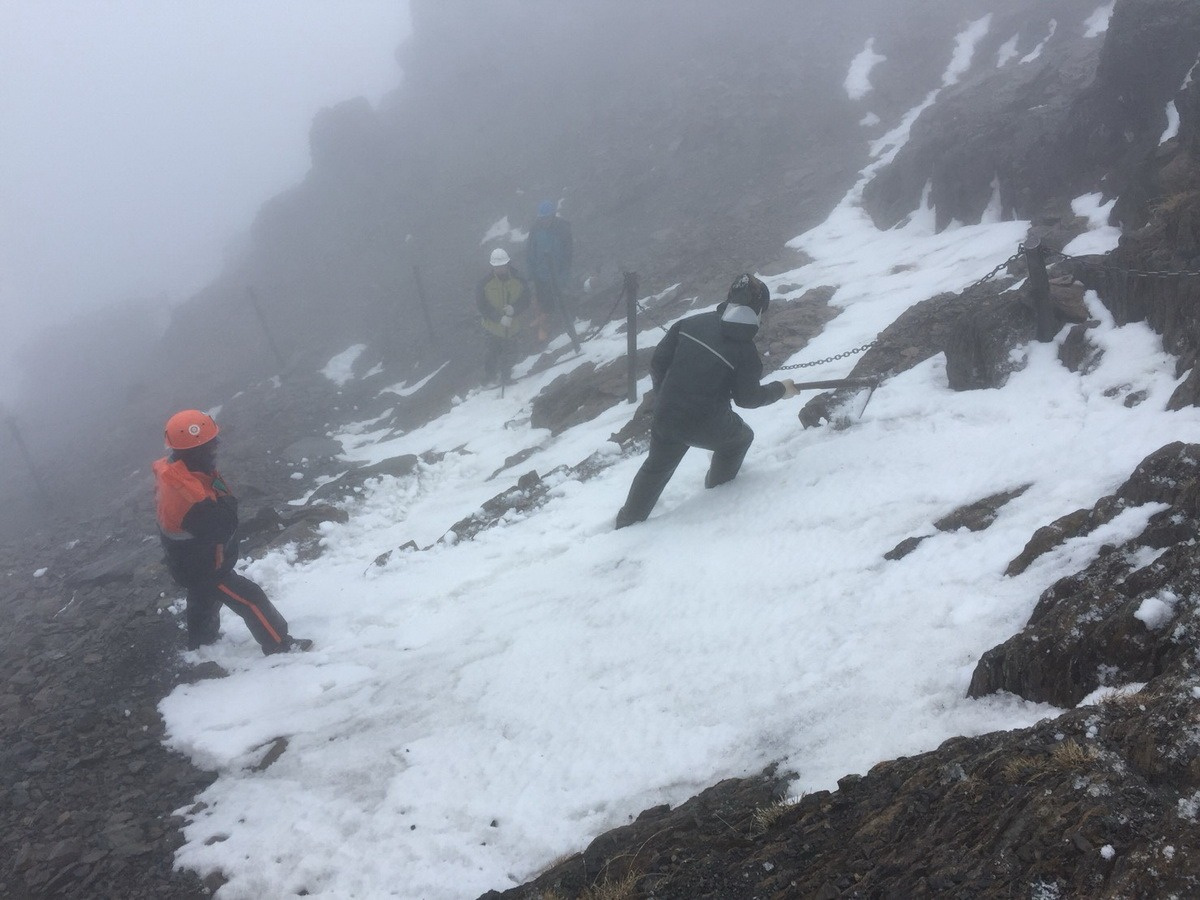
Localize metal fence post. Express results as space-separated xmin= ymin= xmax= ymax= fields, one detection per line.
xmin=3 ymin=410 xmax=52 ymax=505
xmin=246 ymin=286 xmax=288 ymax=371
xmin=1024 ymin=240 xmax=1056 ymax=342
xmin=412 ymin=265 xmax=440 ymax=349
xmin=624 ymin=272 xmax=640 ymax=403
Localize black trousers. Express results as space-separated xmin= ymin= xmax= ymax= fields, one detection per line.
xmin=616 ymin=410 xmax=754 ymax=527
xmin=186 ymin=571 xmax=290 ymax=654
xmin=483 ymin=332 xmax=514 ymax=381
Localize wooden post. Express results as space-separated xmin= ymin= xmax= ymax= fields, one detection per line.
xmin=411 ymin=265 xmax=440 ymax=349
xmin=624 ymin=272 xmax=640 ymax=403
xmin=246 ymin=286 xmax=287 ymax=371
xmin=1024 ymin=241 xmax=1056 ymax=342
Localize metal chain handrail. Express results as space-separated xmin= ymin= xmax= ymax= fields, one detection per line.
xmin=775 ymin=250 xmax=1028 ymax=372
xmin=636 ymin=300 xmax=670 ymax=333
xmin=1048 ymin=248 xmax=1200 ymax=279
xmin=777 ymin=341 xmax=878 ymax=371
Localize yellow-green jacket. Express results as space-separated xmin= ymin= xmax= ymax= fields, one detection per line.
xmin=476 ymin=267 xmax=531 ymax=338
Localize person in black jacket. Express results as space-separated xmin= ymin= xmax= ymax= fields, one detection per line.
xmin=154 ymin=410 xmax=311 ymax=655
xmin=615 ymin=274 xmax=799 ymax=529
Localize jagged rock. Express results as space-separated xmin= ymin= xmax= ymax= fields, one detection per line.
xmin=933 ymin=485 xmax=1031 ymax=533
xmin=490 ymin=683 xmax=1200 ymax=899
xmin=250 ymin=737 xmax=288 ymax=772
xmin=66 ymin=545 xmax=154 ymax=588
xmin=281 ymin=436 xmax=344 ymax=464
xmin=973 ymin=442 xmax=1200 ymax=705
xmin=1058 ymin=320 xmax=1104 ymax=373
xmin=759 ymin=289 xmax=839 ymax=372
xmin=480 ymin=768 xmax=792 ymax=899
xmin=530 ymin=352 xmax=652 ymax=436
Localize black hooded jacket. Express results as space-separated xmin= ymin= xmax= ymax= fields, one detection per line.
xmin=650 ymin=303 xmax=785 ymax=432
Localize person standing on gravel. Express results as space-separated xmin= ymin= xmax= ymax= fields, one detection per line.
xmin=526 ymin=200 xmax=581 ymax=351
xmin=615 ymin=274 xmax=800 ymax=529
xmin=153 ymin=410 xmax=312 ymax=655
xmin=477 ymin=247 xmax=531 ymax=385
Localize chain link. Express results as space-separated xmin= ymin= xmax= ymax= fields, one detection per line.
xmin=1048 ymin=247 xmax=1200 ymax=279
xmin=777 ymin=341 xmax=878 ymax=371
xmin=775 ymin=251 xmax=1028 ymax=371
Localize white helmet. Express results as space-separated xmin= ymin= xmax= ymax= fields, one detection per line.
xmin=490 ymin=248 xmax=510 ymax=266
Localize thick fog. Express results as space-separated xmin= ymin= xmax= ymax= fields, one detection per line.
xmin=0 ymin=0 xmax=411 ymax=402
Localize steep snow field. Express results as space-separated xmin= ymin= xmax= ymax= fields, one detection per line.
xmin=157 ymin=12 xmax=1196 ymax=899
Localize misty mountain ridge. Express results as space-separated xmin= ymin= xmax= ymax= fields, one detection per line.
xmin=6 ymin=0 xmax=1200 ymax=897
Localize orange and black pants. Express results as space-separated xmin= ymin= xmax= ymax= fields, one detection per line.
xmin=186 ymin=572 xmax=290 ymax=655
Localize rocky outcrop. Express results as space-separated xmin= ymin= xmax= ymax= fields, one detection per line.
xmin=971 ymin=441 xmax=1200 ymax=706
xmin=863 ymin=0 xmax=1200 ymax=233
xmin=798 ymin=259 xmax=1089 ymax=427
xmin=488 ymin=682 xmax=1200 ymax=899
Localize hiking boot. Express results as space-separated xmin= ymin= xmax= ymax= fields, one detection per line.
xmin=263 ymin=637 xmax=314 ymax=656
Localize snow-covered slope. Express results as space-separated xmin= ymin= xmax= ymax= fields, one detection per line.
xmin=157 ymin=12 xmax=1200 ymax=899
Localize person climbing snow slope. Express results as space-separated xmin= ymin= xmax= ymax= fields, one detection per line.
xmin=615 ymin=273 xmax=800 ymax=528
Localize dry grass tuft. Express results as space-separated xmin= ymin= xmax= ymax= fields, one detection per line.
xmin=579 ymin=870 xmax=642 ymax=900
xmin=1050 ymin=738 xmax=1099 ymax=768
xmin=1002 ymin=740 xmax=1099 ymax=781
xmin=751 ymin=796 xmax=801 ymax=835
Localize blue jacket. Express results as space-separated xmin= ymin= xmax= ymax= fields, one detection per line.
xmin=526 ymin=216 xmax=573 ymax=285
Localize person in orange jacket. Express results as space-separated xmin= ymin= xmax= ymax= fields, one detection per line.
xmin=153 ymin=410 xmax=311 ymax=655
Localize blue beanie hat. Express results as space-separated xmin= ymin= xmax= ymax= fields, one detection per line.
xmin=537 ymin=200 xmax=556 ymax=217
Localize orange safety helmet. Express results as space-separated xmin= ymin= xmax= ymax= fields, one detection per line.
xmin=164 ymin=409 xmax=220 ymax=450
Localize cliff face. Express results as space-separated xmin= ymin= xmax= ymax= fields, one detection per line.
xmin=151 ymin=0 xmax=1047 ymax=398
xmin=861 ymin=0 xmax=1200 ymax=232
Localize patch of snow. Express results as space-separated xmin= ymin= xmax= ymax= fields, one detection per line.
xmin=1076 ymin=682 xmax=1146 ymax=707
xmin=321 ymin=345 xmax=367 ymax=387
xmin=845 ymin=38 xmax=886 ymax=100
xmin=1161 ymin=102 xmax=1181 ymax=145
xmin=1019 ymin=20 xmax=1057 ymax=65
xmin=1135 ymin=592 xmax=1177 ymax=631
xmin=1178 ymin=791 xmax=1200 ymax=822
xmin=981 ymin=175 xmax=1005 ymax=224
xmin=380 ymin=361 xmax=450 ymax=398
xmin=1100 ymin=844 xmax=1115 ymax=860
xmin=860 ymin=112 xmax=881 ymax=127
xmin=996 ymin=35 xmax=1020 ymax=68
xmin=1063 ymin=193 xmax=1121 ymax=256
xmin=481 ymin=216 xmax=528 ymax=245
xmin=33 ymin=567 xmax=47 ymax=578
xmin=944 ymin=16 xmax=991 ymax=87
xmin=1084 ymin=4 xmax=1115 ymax=39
